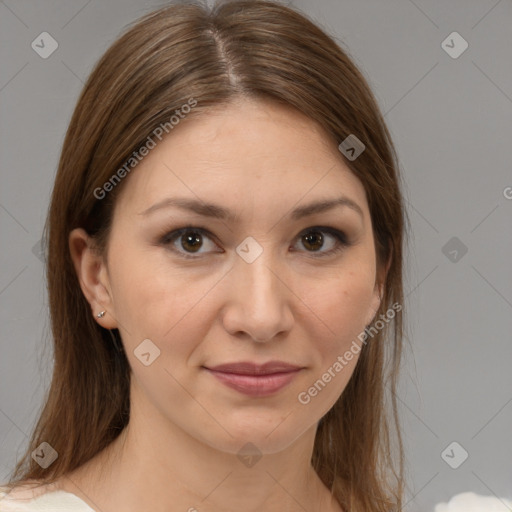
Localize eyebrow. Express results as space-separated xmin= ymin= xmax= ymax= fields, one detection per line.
xmin=138 ymin=196 xmax=364 ymax=221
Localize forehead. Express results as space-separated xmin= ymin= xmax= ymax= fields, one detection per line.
xmin=114 ymin=98 xmax=369 ymax=221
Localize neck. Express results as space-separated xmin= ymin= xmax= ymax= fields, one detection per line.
xmin=60 ymin=383 xmax=342 ymax=512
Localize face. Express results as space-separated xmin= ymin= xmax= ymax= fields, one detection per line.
xmin=71 ymin=98 xmax=383 ymax=455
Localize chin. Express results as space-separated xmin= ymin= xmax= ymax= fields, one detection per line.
xmin=197 ymin=413 xmax=317 ymax=457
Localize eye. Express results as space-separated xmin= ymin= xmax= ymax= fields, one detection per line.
xmin=159 ymin=226 xmax=220 ymax=259
xmin=292 ymin=226 xmax=350 ymax=257
xmin=159 ymin=225 xmax=351 ymax=260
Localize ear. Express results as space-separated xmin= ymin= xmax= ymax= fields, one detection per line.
xmin=68 ymin=228 xmax=118 ymax=329
xmin=364 ymin=245 xmax=392 ymax=326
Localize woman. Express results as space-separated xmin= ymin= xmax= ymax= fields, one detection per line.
xmin=0 ymin=1 xmax=406 ymax=511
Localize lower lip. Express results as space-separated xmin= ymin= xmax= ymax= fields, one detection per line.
xmin=204 ymin=368 xmax=301 ymax=397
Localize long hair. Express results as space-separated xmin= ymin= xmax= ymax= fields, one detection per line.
xmin=4 ymin=2 xmax=408 ymax=510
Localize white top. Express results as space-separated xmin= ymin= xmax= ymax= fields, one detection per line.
xmin=2 ymin=485 xmax=511 ymax=512
xmin=0 ymin=486 xmax=95 ymax=512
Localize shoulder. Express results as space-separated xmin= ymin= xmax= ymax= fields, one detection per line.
xmin=434 ymin=492 xmax=512 ymax=511
xmin=0 ymin=481 xmax=95 ymax=511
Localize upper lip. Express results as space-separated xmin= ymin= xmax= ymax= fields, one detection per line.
xmin=205 ymin=361 xmax=303 ymax=375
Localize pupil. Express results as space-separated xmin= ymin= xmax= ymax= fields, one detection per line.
xmin=182 ymin=232 xmax=202 ymax=252
xmin=303 ymin=231 xmax=323 ymax=251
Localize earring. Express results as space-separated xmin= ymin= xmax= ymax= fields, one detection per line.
xmin=96 ymin=311 xmax=106 ymax=318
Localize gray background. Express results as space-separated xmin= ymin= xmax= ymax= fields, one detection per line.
xmin=1 ymin=1 xmax=511 ymax=511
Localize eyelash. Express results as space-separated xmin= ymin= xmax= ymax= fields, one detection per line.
xmin=158 ymin=225 xmax=351 ymax=260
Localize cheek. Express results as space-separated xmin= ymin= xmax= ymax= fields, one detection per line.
xmin=108 ymin=235 xmax=376 ymax=353
xmin=294 ymin=269 xmax=376 ymax=409
xmin=301 ymin=266 xmax=376 ymax=341
xmin=108 ymin=248 xmax=218 ymax=353
xmin=106 ymin=245 xmax=170 ymax=337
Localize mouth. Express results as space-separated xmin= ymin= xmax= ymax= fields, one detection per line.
xmin=202 ymin=361 xmax=304 ymax=397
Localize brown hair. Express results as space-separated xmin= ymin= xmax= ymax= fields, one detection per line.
xmin=4 ymin=1 xmax=408 ymax=510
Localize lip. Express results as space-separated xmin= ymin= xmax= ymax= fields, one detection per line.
xmin=207 ymin=361 xmax=302 ymax=375
xmin=203 ymin=361 xmax=303 ymax=397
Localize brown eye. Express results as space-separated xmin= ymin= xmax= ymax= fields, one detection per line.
xmin=159 ymin=225 xmax=350 ymax=260
xmin=302 ymin=231 xmax=324 ymax=252
xmin=294 ymin=227 xmax=350 ymax=257
xmin=160 ymin=226 xmax=220 ymax=259
xmin=179 ymin=231 xmax=203 ymax=253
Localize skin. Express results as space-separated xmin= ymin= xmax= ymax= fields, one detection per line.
xmin=60 ymin=97 xmax=385 ymax=512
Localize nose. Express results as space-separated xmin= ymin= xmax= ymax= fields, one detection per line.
xmin=221 ymin=251 xmax=295 ymax=343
